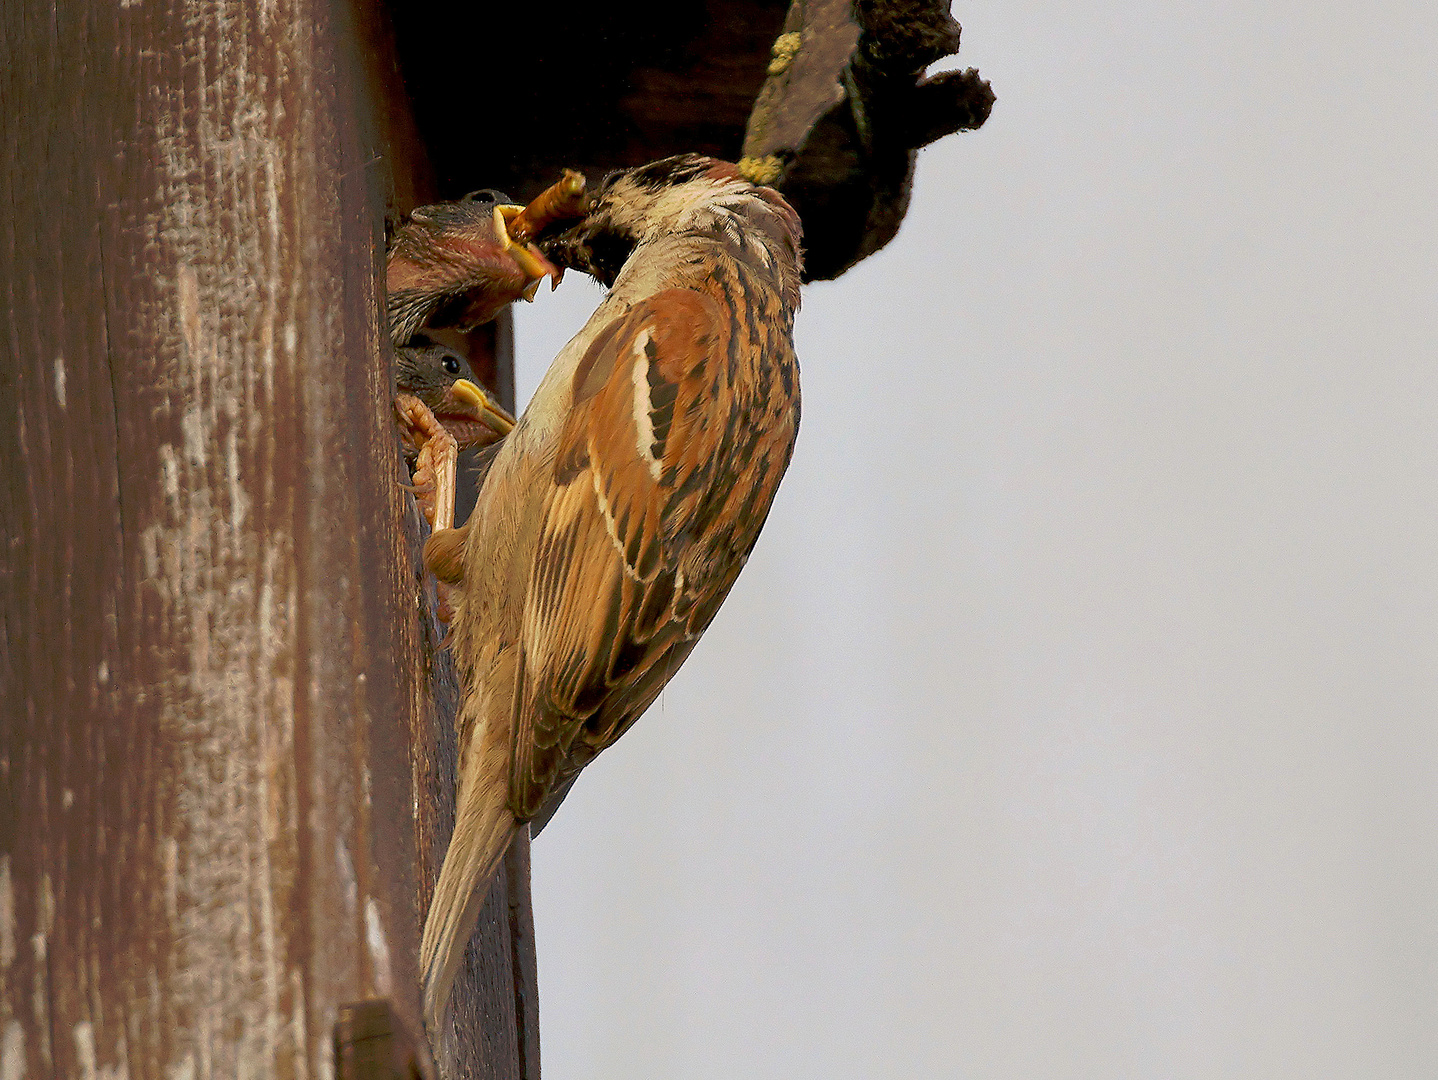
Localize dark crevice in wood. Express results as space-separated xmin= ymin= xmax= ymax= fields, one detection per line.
xmin=335 ymin=1000 xmax=434 ymax=1080
xmin=386 ymin=0 xmax=786 ymax=201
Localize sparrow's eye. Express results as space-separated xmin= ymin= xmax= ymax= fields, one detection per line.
xmin=442 ymin=355 xmax=462 ymax=375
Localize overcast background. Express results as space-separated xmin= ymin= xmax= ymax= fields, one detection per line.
xmin=511 ymin=1 xmax=1438 ymax=1076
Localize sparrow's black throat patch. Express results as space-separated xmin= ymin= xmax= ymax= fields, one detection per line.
xmin=539 ymin=220 xmax=636 ymax=289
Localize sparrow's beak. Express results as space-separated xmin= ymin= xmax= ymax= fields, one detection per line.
xmin=493 ymin=205 xmax=562 ymax=297
xmin=450 ymin=378 xmax=516 ymax=436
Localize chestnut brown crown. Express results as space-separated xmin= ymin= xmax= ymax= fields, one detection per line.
xmin=538 ymin=153 xmax=803 ymax=298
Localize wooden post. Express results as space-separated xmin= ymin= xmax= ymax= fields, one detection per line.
xmin=0 ymin=0 xmax=533 ymax=1076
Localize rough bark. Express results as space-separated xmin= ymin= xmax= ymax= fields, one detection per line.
xmin=743 ymin=0 xmax=995 ymax=279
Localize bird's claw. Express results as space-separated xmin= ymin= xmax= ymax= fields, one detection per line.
xmin=396 ymin=392 xmax=458 ymax=533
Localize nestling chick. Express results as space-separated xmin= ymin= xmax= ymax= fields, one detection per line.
xmin=418 ymin=154 xmax=804 ymax=1033
xmin=393 ymin=338 xmax=515 ymax=533
xmin=395 ymin=337 xmax=514 ymax=457
xmin=388 ymin=189 xmax=560 ymax=347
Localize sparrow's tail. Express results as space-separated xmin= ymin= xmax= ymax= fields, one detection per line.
xmin=419 ymin=734 xmax=519 ymax=1037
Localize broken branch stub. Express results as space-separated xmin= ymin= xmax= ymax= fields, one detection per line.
xmin=742 ymin=0 xmax=995 ymax=280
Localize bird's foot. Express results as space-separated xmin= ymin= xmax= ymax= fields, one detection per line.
xmin=425 ymin=524 xmax=468 ymax=628
xmin=395 ymin=392 xmax=458 ymax=533
xmin=413 ymin=435 xmax=458 ymax=534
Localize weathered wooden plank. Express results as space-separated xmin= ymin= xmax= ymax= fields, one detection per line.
xmin=0 ymin=0 xmax=470 ymax=1076
xmin=350 ymin=4 xmax=540 ymax=1072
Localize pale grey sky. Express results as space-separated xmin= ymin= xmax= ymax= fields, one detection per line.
xmin=513 ymin=2 xmax=1438 ymax=1076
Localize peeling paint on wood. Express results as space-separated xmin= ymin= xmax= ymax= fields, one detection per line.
xmin=3 ymin=0 xmax=542 ymax=1072
xmin=0 ymin=0 xmax=439 ymax=1076
xmin=0 ymin=858 xmax=12 ymax=971
xmin=0 ymin=1021 xmax=24 ymax=1080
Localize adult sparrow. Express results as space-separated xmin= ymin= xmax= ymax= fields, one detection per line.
xmin=418 ymin=154 xmax=803 ymax=1032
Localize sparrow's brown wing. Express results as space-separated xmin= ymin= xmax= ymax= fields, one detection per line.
xmin=507 ymin=287 xmax=796 ymax=819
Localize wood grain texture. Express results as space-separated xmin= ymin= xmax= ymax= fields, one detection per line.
xmin=741 ymin=0 xmax=860 ymax=164
xmin=0 ymin=1 xmax=533 ymax=1077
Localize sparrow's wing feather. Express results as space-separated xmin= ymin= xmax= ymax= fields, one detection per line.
xmin=509 ymin=287 xmax=779 ymax=819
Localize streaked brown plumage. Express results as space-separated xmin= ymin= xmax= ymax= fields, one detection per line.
xmin=418 ymin=154 xmax=804 ymax=1032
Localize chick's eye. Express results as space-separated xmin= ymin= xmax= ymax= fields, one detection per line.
xmin=461 ymin=187 xmax=512 ymax=206
xmin=442 ymin=355 xmax=461 ymax=375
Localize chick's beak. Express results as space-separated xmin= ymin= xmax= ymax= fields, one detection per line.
xmin=493 ymin=205 xmax=562 ymax=296
xmin=450 ymin=378 xmax=516 ymax=436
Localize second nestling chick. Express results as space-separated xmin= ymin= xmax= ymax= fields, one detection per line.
xmin=395 ymin=336 xmax=514 ymax=459
xmin=394 ymin=336 xmax=516 ymax=534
